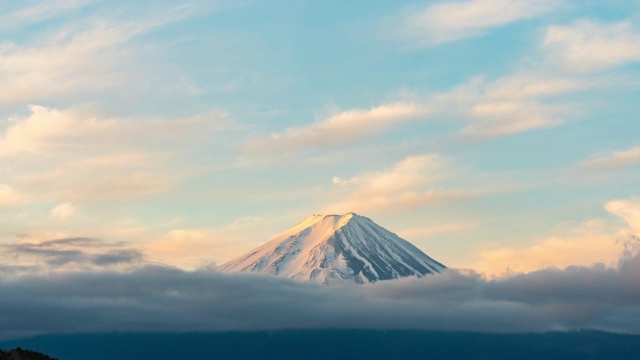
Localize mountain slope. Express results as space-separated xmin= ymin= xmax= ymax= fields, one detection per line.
xmin=0 ymin=348 xmax=58 ymax=360
xmin=218 ymin=213 xmax=445 ymax=284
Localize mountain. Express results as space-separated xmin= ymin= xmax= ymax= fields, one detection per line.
xmin=219 ymin=212 xmax=445 ymax=284
xmin=5 ymin=331 xmax=640 ymax=360
xmin=0 ymin=348 xmax=58 ymax=360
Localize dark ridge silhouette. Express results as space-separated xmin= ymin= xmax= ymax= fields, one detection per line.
xmin=0 ymin=348 xmax=58 ymax=360
xmin=2 ymin=330 xmax=640 ymax=360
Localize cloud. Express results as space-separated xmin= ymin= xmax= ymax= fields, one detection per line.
xmin=0 ymin=4 xmax=195 ymax=107
xmin=0 ymin=105 xmax=224 ymax=157
xmin=91 ymin=249 xmax=143 ymax=266
xmin=581 ymin=145 xmax=640 ymax=169
xmin=543 ymin=20 xmax=640 ymax=72
xmin=142 ymin=217 xmax=278 ymax=270
xmin=397 ymin=0 xmax=561 ymax=45
xmin=50 ymin=202 xmax=76 ymax=220
xmin=18 ymin=154 xmax=174 ymax=203
xmin=471 ymin=199 xmax=640 ymax=277
xmin=0 ymin=24 xmax=130 ymax=107
xmin=245 ymin=103 xmax=428 ymax=154
xmin=605 ymin=199 xmax=640 ymax=233
xmin=463 ymin=100 xmax=555 ymax=137
xmin=1 ymin=201 xmax=639 ymax=337
xmin=143 ymin=229 xmax=239 ymax=270
xmin=244 ymin=71 xmax=588 ymax=155
xmin=1 ymin=105 xmax=115 ymax=156
xmin=442 ymin=73 xmax=587 ymax=138
xmin=325 ymin=154 xmax=489 ymax=213
xmin=0 ymin=184 xmax=23 ymax=207
xmin=0 ymin=105 xmax=228 ymax=204
xmin=0 ymin=0 xmax=94 ymax=29
xmin=327 ymin=154 xmax=445 ymax=212
xmin=0 ymin=246 xmax=639 ymax=339
xmin=0 ymin=235 xmax=143 ymax=276
xmin=472 ymin=220 xmax=626 ymax=277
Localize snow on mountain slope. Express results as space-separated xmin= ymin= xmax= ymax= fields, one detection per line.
xmin=218 ymin=213 xmax=445 ymax=284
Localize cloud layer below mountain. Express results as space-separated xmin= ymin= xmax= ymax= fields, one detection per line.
xmin=1 ymin=243 xmax=639 ymax=340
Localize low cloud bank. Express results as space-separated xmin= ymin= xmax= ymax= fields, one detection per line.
xmin=1 ymin=244 xmax=639 ymax=340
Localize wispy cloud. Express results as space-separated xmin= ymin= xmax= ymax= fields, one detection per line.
xmin=18 ymin=155 xmax=174 ymax=203
xmin=581 ymin=145 xmax=640 ymax=169
xmin=0 ymin=105 xmax=226 ymax=156
xmin=245 ymin=103 xmax=428 ymax=155
xmin=396 ymin=0 xmax=561 ymax=45
xmin=0 ymin=234 xmax=143 ymax=276
xmin=0 ymin=184 xmax=23 ymax=207
xmin=325 ymin=154 xmax=491 ymax=214
xmin=543 ymin=20 xmax=640 ymax=72
xmin=471 ymin=198 xmax=640 ymax=277
xmin=0 ymin=24 xmax=133 ymax=106
xmin=0 ymin=0 xmax=95 ymax=29
xmin=327 ymin=154 xmax=447 ymax=213
xmin=472 ymin=220 xmax=625 ymax=277
xmin=0 ymin=4 xmax=197 ymax=107
xmin=605 ymin=199 xmax=640 ymax=233
xmin=444 ymin=73 xmax=588 ymax=138
xmin=50 ymin=202 xmax=77 ymax=220
xmin=245 ymin=72 xmax=586 ymax=156
xmin=139 ymin=215 xmax=294 ymax=270
xmin=0 ymin=105 xmax=228 ymax=205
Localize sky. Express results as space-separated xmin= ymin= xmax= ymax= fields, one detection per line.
xmin=1 ymin=0 xmax=640 ymax=278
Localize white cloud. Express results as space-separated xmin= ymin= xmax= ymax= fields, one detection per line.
xmin=1 ymin=105 xmax=115 ymax=156
xmin=0 ymin=105 xmax=228 ymax=204
xmin=605 ymin=199 xmax=640 ymax=233
xmin=0 ymin=25 xmax=132 ymax=107
xmin=143 ymin=229 xmax=234 ymax=270
xmin=50 ymin=202 xmax=77 ymax=220
xmin=0 ymin=105 xmax=226 ymax=156
xmin=142 ymin=217 xmax=275 ymax=270
xmin=471 ymin=199 xmax=640 ymax=277
xmin=581 ymin=145 xmax=640 ymax=169
xmin=325 ymin=154 xmax=488 ymax=214
xmin=0 ymin=5 xmax=195 ymax=107
xmin=0 ymin=184 xmax=23 ymax=207
xmin=335 ymin=154 xmax=446 ymax=191
xmin=0 ymin=0 xmax=94 ymax=29
xmin=399 ymin=0 xmax=561 ymax=45
xmin=245 ymin=103 xmax=428 ymax=154
xmin=14 ymin=152 xmax=175 ymax=203
xmin=463 ymin=100 xmax=555 ymax=137
xmin=452 ymin=73 xmax=577 ymax=138
xmin=440 ymin=73 xmax=587 ymax=138
xmin=472 ymin=220 xmax=625 ymax=277
xmin=543 ymin=20 xmax=640 ymax=72
xmin=245 ymin=72 xmax=585 ymax=155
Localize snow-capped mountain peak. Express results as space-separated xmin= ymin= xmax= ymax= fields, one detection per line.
xmin=218 ymin=213 xmax=445 ymax=284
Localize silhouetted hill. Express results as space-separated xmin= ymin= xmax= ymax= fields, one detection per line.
xmin=0 ymin=348 xmax=58 ymax=360
xmin=2 ymin=330 xmax=640 ymax=359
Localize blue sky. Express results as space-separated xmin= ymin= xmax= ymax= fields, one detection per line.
xmin=1 ymin=0 xmax=640 ymax=275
